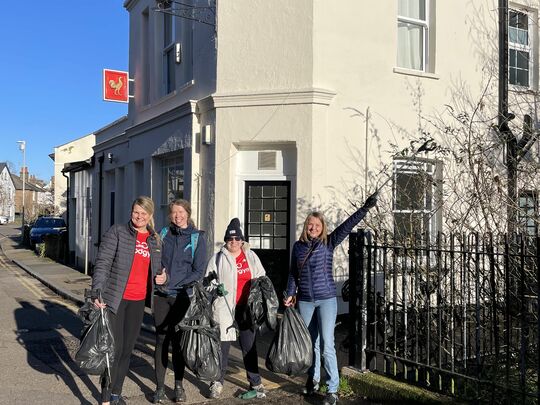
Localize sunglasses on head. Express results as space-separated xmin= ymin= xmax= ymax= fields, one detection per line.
xmin=226 ymin=236 xmax=243 ymax=242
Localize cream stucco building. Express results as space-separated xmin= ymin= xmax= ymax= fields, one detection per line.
xmin=86 ymin=0 xmax=540 ymax=310
xmin=51 ymin=133 xmax=96 ymax=218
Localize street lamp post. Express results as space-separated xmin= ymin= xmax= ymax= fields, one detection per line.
xmin=17 ymin=141 xmax=26 ymax=228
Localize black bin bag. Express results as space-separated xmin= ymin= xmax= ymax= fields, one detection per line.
xmin=75 ymin=303 xmax=115 ymax=375
xmin=265 ymin=307 xmax=313 ymax=376
xmin=247 ymin=276 xmax=279 ymax=334
xmin=180 ymin=323 xmax=221 ymax=381
xmin=177 ymin=282 xmax=221 ymax=381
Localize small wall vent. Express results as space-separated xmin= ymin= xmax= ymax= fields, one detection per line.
xmin=258 ymin=151 xmax=277 ymax=170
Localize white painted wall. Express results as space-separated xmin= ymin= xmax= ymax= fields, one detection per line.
xmin=53 ymin=134 xmax=96 ymax=217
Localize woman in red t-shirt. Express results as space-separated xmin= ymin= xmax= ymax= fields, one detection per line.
xmin=92 ymin=196 xmax=161 ymax=405
xmin=205 ymin=218 xmax=267 ymax=399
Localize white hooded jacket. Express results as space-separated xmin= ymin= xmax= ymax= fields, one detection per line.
xmin=205 ymin=243 xmax=266 ymax=341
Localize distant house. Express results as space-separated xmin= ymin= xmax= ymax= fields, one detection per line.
xmin=12 ymin=168 xmax=51 ymax=222
xmin=0 ymin=163 xmax=15 ymax=222
xmin=50 ymin=133 xmax=96 ymax=218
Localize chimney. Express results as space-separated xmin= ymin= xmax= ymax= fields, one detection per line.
xmin=20 ymin=166 xmax=28 ymax=179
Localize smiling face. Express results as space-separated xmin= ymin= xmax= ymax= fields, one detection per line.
xmin=170 ymin=204 xmax=189 ymax=229
xmin=131 ymin=204 xmax=151 ymax=232
xmin=225 ymin=237 xmax=243 ymax=256
xmin=306 ymin=216 xmax=323 ymax=239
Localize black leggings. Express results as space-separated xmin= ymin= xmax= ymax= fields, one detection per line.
xmin=102 ymin=298 xmax=146 ymax=402
xmin=153 ymin=292 xmax=191 ymax=388
xmin=219 ymin=306 xmax=261 ymax=387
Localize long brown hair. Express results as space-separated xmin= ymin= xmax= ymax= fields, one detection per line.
xmin=299 ymin=212 xmax=328 ymax=244
xmin=132 ymin=196 xmax=156 ymax=234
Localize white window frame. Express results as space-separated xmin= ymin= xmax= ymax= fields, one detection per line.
xmin=393 ymin=158 xmax=441 ymax=242
xmin=509 ymin=8 xmax=532 ymax=88
xmin=161 ymin=153 xmax=184 ymax=205
xmin=518 ymin=190 xmax=538 ymax=236
xmin=397 ymin=0 xmax=429 ymax=72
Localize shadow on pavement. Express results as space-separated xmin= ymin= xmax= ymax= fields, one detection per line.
xmin=14 ymin=299 xmax=100 ymax=404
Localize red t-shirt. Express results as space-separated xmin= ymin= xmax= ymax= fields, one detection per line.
xmin=236 ymin=251 xmax=252 ymax=305
xmin=123 ymin=231 xmax=151 ymax=300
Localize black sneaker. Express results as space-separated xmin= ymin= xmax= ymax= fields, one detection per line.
xmin=174 ymin=381 xmax=187 ymax=403
xmin=302 ymin=378 xmax=319 ymax=395
xmin=323 ymin=393 xmax=339 ymax=405
xmin=152 ymin=387 xmax=166 ymax=404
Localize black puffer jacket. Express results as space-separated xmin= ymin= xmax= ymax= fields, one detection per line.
xmin=92 ymin=221 xmax=161 ymax=314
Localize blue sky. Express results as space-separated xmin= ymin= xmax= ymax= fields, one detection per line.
xmin=0 ymin=1 xmax=128 ymax=182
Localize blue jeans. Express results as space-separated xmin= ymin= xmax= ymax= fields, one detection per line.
xmin=298 ymin=297 xmax=339 ymax=393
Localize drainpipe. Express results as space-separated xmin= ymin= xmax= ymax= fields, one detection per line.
xmin=61 ymin=170 xmax=70 ymax=264
xmin=97 ymin=155 xmax=104 ymax=246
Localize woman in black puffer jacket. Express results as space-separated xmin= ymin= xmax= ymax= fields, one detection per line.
xmin=92 ymin=196 xmax=161 ymax=405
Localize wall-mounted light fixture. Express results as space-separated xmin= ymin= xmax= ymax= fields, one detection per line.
xmin=202 ymin=124 xmax=212 ymax=145
xmin=107 ymin=152 xmax=114 ymax=163
xmin=175 ymin=43 xmax=182 ymax=64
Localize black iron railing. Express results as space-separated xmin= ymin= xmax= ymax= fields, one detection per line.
xmin=348 ymin=230 xmax=540 ymax=404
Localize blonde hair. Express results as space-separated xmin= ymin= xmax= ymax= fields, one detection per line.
xmin=300 ymin=212 xmax=328 ymax=244
xmin=132 ymin=196 xmax=156 ymax=234
xmin=168 ymin=199 xmax=196 ymax=228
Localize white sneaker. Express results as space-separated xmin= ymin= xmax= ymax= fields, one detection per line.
xmin=209 ymin=381 xmax=223 ymax=399
xmin=251 ymin=383 xmax=266 ymax=398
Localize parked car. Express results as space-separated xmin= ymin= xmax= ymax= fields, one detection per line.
xmin=0 ymin=216 xmax=8 ymax=225
xmin=29 ymin=217 xmax=67 ymax=246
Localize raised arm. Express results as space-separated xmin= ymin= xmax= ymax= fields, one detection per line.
xmin=328 ymin=192 xmax=378 ymax=248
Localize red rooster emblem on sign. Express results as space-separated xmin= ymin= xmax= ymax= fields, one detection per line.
xmin=108 ymin=76 xmax=124 ymax=95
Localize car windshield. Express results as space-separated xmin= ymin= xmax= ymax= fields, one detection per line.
xmin=35 ymin=218 xmax=66 ymax=228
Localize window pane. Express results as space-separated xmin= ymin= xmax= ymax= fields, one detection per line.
xmin=249 ymin=199 xmax=262 ymax=210
xmin=249 ymin=186 xmax=262 ymax=198
xmin=250 ymin=238 xmax=261 ymax=249
xmin=249 ymin=211 xmax=262 ymax=223
xmin=164 ymin=14 xmax=173 ymax=46
xmin=275 ymin=199 xmax=287 ymax=211
xmin=249 ymin=224 xmax=261 ymax=236
xmin=274 ymin=238 xmax=287 ymax=250
xmin=517 ymin=50 xmax=529 ymax=69
xmin=274 ymin=212 xmax=287 ymax=223
xmin=261 ymin=237 xmax=273 ymax=249
xmin=276 ymin=186 xmax=287 ymax=197
xmin=510 ymin=10 xmax=528 ymax=30
xmin=395 ymin=172 xmax=425 ymax=210
xmin=394 ymin=212 xmax=424 ymax=240
xmin=166 ymin=49 xmax=175 ymax=93
xmin=398 ymin=0 xmax=426 ymax=20
xmin=261 ymin=224 xmax=273 ymax=236
xmin=262 ymin=186 xmax=275 ymax=198
xmin=509 ymin=25 xmax=529 ymax=46
xmin=397 ymin=22 xmax=424 ymax=70
xmin=274 ymin=224 xmax=286 ymax=236
xmin=516 ymin=68 xmax=529 ymax=87
xmin=262 ymin=199 xmax=274 ymax=210
xmin=162 ymin=154 xmax=184 ymax=203
xmin=510 ymin=67 xmax=517 ymax=84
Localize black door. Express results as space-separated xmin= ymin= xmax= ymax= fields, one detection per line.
xmin=244 ymin=181 xmax=291 ymax=296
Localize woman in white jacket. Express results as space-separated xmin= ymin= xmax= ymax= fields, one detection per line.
xmin=205 ymin=218 xmax=267 ymax=399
